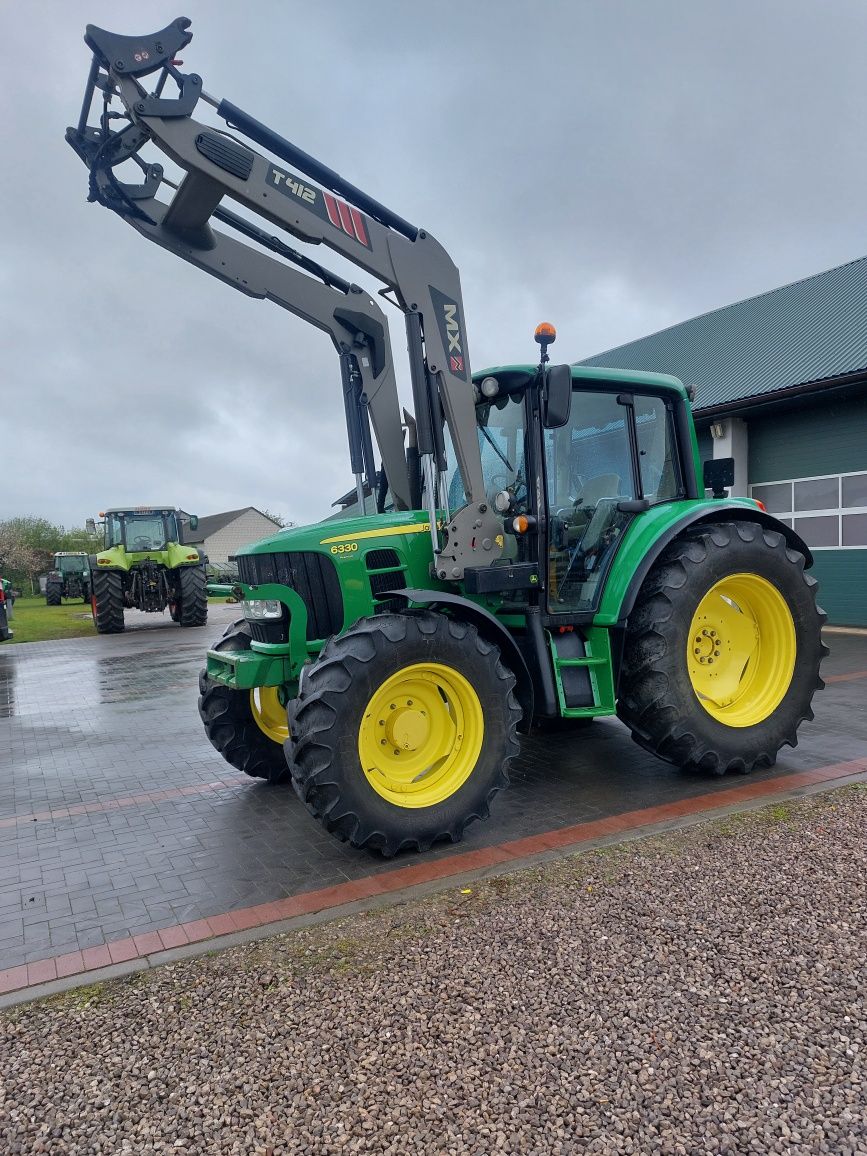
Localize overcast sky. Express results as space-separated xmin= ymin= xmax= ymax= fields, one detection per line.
xmin=4 ymin=0 xmax=867 ymax=529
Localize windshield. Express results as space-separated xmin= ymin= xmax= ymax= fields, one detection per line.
xmin=107 ymin=512 xmax=178 ymax=551
xmin=442 ymin=392 xmax=528 ymax=512
xmin=57 ymin=556 xmax=86 ymax=573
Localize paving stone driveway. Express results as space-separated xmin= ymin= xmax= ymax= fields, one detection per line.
xmin=1 ymin=606 xmax=865 ymax=973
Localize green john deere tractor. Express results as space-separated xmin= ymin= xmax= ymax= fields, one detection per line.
xmin=68 ymin=19 xmax=827 ymax=854
xmin=85 ymin=508 xmax=207 ymax=634
xmin=45 ymin=553 xmax=91 ymax=605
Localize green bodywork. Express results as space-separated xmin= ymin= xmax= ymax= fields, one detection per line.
xmin=206 ymin=365 xmax=775 ymax=721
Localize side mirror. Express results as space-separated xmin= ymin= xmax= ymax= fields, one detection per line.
xmin=703 ymin=457 xmax=735 ymax=498
xmin=543 ymin=364 xmax=572 ymax=428
xmin=189 ymin=515 xmax=199 ymax=531
xmin=85 ymin=518 xmax=96 ymax=535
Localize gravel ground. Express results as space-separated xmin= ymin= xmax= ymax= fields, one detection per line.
xmin=1 ymin=787 xmax=865 ymax=1156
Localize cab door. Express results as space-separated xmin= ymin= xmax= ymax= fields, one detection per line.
xmin=544 ymin=390 xmax=682 ymax=614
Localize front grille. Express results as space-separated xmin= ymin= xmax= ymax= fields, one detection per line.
xmin=238 ymin=551 xmax=343 ymax=640
xmin=366 ymin=549 xmax=401 ymax=570
xmin=367 ymin=552 xmax=406 ymax=613
xmin=369 ymin=569 xmax=406 ymax=597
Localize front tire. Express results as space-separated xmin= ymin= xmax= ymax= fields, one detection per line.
xmin=198 ymin=622 xmax=289 ymax=783
xmin=91 ymin=570 xmax=125 ymax=634
xmin=286 ymin=612 xmax=522 ymax=856
xmin=617 ymin=521 xmax=827 ymax=774
xmin=176 ymin=565 xmax=208 ymax=627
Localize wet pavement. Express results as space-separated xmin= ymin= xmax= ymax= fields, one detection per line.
xmin=1 ymin=606 xmax=865 ymax=974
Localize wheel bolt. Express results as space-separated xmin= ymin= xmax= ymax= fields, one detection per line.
xmin=379 ymin=719 xmax=385 ymax=726
xmin=694 ymin=648 xmax=701 ymax=655
xmin=714 ymin=650 xmax=720 ymax=657
xmin=407 ymin=700 xmax=413 ymax=706
xmin=390 ymin=703 xmax=396 ymax=710
xmin=380 ymin=739 xmax=387 ymax=746
xmin=393 ymin=749 xmax=400 ymax=756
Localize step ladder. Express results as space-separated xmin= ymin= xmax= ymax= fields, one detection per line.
xmin=548 ymin=626 xmax=616 ymax=718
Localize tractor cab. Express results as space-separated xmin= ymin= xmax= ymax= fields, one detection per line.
xmin=449 ymin=356 xmax=695 ymax=616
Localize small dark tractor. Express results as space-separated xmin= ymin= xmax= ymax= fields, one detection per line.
xmin=45 ymin=552 xmax=91 ymax=605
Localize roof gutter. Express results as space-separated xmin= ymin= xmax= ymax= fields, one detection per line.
xmin=694 ymin=368 xmax=867 ymax=419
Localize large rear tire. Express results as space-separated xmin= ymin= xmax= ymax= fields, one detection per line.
xmin=286 ymin=612 xmax=522 ymax=856
xmin=198 ymin=621 xmax=289 ymax=783
xmin=90 ymin=570 xmax=125 ymax=634
xmin=45 ymin=583 xmax=62 ymax=607
xmin=617 ymin=521 xmax=827 ymax=774
xmin=176 ymin=565 xmax=208 ymax=627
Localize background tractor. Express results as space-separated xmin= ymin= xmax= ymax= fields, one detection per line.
xmin=45 ymin=552 xmax=91 ymax=605
xmin=85 ymin=508 xmax=207 ymax=634
xmin=69 ymin=20 xmax=827 ymax=854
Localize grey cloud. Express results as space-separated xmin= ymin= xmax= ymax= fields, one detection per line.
xmin=4 ymin=0 xmax=867 ymax=526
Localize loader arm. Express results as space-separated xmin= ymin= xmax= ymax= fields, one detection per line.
xmin=66 ymin=17 xmax=502 ymax=578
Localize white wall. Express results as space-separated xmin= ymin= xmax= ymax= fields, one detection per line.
xmin=203 ymin=510 xmax=281 ymax=564
xmin=711 ymin=416 xmax=749 ymax=498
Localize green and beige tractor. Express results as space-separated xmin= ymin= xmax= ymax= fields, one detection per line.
xmin=85 ymin=507 xmax=207 ymax=634
xmin=45 ymin=552 xmax=91 ymax=606
xmin=69 ymin=19 xmax=827 ymax=854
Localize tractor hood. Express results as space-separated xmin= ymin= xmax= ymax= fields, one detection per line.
xmin=237 ymin=510 xmax=436 ymax=557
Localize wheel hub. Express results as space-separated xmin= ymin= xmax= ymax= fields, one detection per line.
xmin=250 ymin=686 xmax=290 ymax=744
xmin=385 ymin=705 xmax=431 ymax=752
xmin=358 ymin=663 xmax=484 ymax=809
xmin=687 ymin=573 xmax=795 ymax=727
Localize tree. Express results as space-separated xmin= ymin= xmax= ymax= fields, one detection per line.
xmin=0 ymin=517 xmax=100 ymax=592
xmin=262 ymin=510 xmax=295 ymax=529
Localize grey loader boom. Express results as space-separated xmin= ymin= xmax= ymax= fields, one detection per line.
xmin=66 ymin=16 xmax=502 ymax=577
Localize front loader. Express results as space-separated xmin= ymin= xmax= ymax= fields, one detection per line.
xmin=85 ymin=507 xmax=207 ymax=633
xmin=67 ymin=19 xmax=827 ymax=854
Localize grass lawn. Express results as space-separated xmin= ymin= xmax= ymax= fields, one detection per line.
xmin=4 ymin=595 xmax=238 ymax=644
xmin=4 ymin=595 xmax=96 ymax=643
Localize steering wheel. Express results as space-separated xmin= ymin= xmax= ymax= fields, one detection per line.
xmin=132 ymin=536 xmax=151 ymax=549
xmin=489 ymin=471 xmax=528 ymax=508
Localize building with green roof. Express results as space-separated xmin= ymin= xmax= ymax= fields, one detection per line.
xmin=579 ymin=257 xmax=867 ymax=625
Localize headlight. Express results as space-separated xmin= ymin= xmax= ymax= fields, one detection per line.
xmin=242 ymin=599 xmax=283 ymax=620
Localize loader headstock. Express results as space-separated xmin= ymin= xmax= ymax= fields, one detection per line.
xmin=65 ymin=18 xmax=201 ymax=221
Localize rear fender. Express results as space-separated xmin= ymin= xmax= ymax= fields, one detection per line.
xmin=616 ymin=505 xmax=813 ymax=627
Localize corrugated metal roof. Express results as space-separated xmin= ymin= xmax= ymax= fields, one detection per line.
xmin=578 ymin=256 xmax=867 ymax=410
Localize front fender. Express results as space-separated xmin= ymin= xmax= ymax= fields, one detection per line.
xmin=387 ymin=589 xmax=534 ymax=732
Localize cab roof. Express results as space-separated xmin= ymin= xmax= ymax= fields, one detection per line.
xmin=102 ymin=507 xmax=178 ymax=515
xmin=472 ymin=364 xmax=688 ymax=399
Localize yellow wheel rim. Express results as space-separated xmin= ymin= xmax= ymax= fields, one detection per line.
xmin=687 ymin=572 xmax=796 ymax=728
xmin=358 ymin=662 xmax=484 ymax=809
xmin=250 ymin=686 xmax=290 ymax=744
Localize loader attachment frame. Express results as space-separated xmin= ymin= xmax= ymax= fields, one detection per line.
xmin=66 ymin=17 xmax=503 ymax=577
